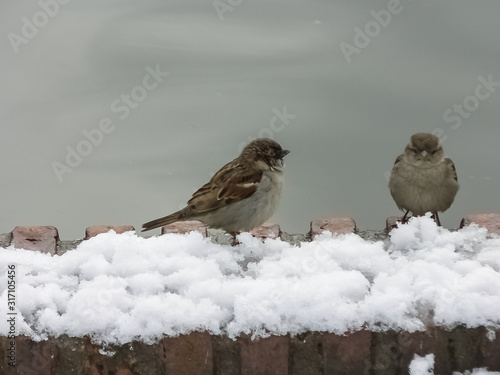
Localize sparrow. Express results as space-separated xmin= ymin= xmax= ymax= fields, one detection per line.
xmin=389 ymin=133 xmax=459 ymax=226
xmin=142 ymin=138 xmax=289 ymax=234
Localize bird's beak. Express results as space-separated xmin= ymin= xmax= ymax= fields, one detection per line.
xmin=281 ymin=149 xmax=290 ymax=159
xmin=421 ymin=150 xmax=428 ymax=158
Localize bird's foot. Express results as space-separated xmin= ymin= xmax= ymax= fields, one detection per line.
xmin=431 ymin=212 xmax=442 ymax=226
xmin=401 ymin=210 xmax=412 ymax=224
xmin=229 ymin=232 xmax=240 ymax=246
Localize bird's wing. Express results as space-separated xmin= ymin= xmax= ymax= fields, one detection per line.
xmin=444 ymin=157 xmax=458 ymax=182
xmin=186 ymin=160 xmax=263 ymax=214
xmin=392 ymin=154 xmax=404 ymax=171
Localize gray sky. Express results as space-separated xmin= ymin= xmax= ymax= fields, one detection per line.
xmin=1 ymin=0 xmax=499 ymax=239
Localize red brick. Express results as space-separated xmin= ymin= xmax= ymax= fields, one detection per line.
xmin=323 ymin=331 xmax=371 ymax=374
xmin=386 ymin=216 xmax=402 ymax=231
xmin=161 ymin=220 xmax=208 ymax=237
xmin=396 ymin=328 xmax=451 ymax=375
xmin=289 ymin=332 xmax=323 ymax=375
xmin=84 ymin=225 xmax=135 ymax=240
xmin=479 ymin=328 xmax=500 ymax=371
xmin=251 ymin=223 xmax=282 ymax=240
xmin=449 ymin=326 xmax=483 ymax=373
xmin=51 ymin=335 xmax=92 ymax=375
xmin=10 ymin=336 xmax=54 ymax=375
xmin=0 ymin=336 xmax=16 ymax=375
xmin=116 ymin=369 xmax=134 ymax=375
xmin=240 ymin=335 xmax=289 ymax=375
xmin=461 ymin=213 xmax=500 ymax=235
xmin=310 ymin=218 xmax=357 ymax=239
xmin=212 ymin=335 xmax=240 ymax=375
xmin=161 ymin=332 xmax=213 ymax=375
xmin=90 ymin=364 xmax=106 ymax=375
xmin=12 ymin=226 xmax=59 ymax=255
xmin=85 ymin=338 xmax=166 ymax=375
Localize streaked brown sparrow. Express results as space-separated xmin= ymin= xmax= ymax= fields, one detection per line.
xmin=142 ymin=138 xmax=289 ymax=233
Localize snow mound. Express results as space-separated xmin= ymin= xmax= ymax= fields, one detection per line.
xmin=409 ymin=354 xmax=434 ymax=375
xmin=1 ymin=216 xmax=500 ymax=345
xmin=409 ymin=354 xmax=500 ymax=375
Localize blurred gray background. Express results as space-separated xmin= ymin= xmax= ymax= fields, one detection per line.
xmin=1 ymin=0 xmax=499 ymax=239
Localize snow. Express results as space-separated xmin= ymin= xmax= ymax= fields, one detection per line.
xmin=409 ymin=354 xmax=434 ymax=375
xmin=408 ymin=354 xmax=500 ymax=375
xmin=453 ymin=370 xmax=500 ymax=375
xmin=1 ymin=216 xmax=500 ymax=346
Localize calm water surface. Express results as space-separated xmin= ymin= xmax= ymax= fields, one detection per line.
xmin=1 ymin=1 xmax=499 ymax=238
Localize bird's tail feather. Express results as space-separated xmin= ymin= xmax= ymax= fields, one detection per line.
xmin=142 ymin=210 xmax=185 ymax=232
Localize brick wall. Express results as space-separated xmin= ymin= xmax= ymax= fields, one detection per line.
xmin=2 ymin=327 xmax=500 ymax=374
xmin=1 ymin=213 xmax=499 ymax=375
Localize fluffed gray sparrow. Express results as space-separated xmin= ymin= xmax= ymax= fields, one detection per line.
xmin=142 ymin=138 xmax=289 ymax=233
xmin=389 ymin=133 xmax=459 ymax=226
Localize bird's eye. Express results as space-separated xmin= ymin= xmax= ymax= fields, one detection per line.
xmin=431 ymin=150 xmax=437 ymax=155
